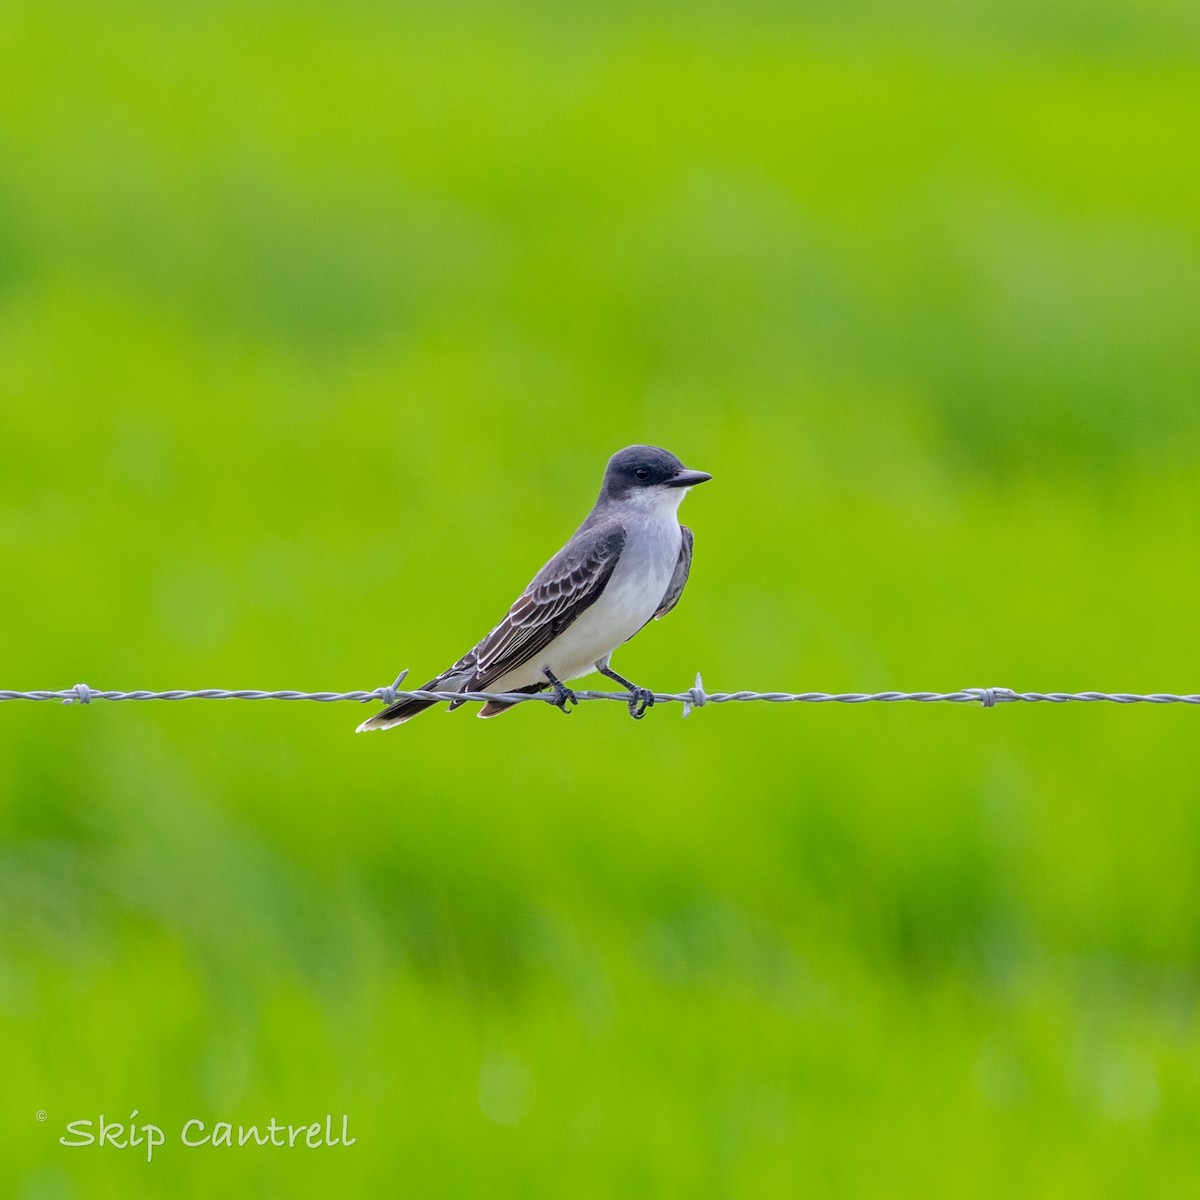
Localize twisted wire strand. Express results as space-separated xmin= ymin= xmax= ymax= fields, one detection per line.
xmin=2 ymin=676 xmax=1199 ymax=717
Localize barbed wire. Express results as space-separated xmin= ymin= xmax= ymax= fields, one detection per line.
xmin=2 ymin=674 xmax=1199 ymax=719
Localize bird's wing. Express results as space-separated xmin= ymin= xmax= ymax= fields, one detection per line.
xmin=654 ymin=525 xmax=693 ymax=620
xmin=457 ymin=520 xmax=627 ymax=690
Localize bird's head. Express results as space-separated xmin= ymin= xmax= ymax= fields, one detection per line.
xmin=600 ymin=445 xmax=713 ymax=509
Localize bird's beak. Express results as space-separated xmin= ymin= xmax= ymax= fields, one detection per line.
xmin=668 ymin=468 xmax=713 ymax=488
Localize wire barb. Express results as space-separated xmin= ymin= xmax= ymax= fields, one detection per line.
xmin=4 ymin=682 xmax=1200 ymax=711
xmin=681 ymin=673 xmax=708 ymax=718
xmin=372 ymin=670 xmax=410 ymax=707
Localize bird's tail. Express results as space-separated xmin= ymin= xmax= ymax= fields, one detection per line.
xmin=356 ymin=673 xmax=550 ymax=730
xmin=477 ymin=682 xmax=547 ymax=719
xmin=355 ymin=671 xmax=466 ymax=732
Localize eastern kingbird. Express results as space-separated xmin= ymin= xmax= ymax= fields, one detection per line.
xmin=357 ymin=445 xmax=712 ymax=730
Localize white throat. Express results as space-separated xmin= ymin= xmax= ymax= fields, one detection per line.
xmin=623 ymin=486 xmax=688 ymax=519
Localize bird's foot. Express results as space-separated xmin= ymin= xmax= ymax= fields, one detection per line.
xmin=542 ymin=669 xmax=578 ymax=714
xmin=598 ymin=665 xmax=656 ymax=721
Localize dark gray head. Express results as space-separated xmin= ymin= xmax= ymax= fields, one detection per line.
xmin=600 ymin=445 xmax=713 ymax=502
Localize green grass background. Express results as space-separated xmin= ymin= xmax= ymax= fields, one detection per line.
xmin=2 ymin=0 xmax=1199 ymax=1194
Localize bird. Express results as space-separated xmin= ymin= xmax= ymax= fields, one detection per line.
xmin=356 ymin=445 xmax=712 ymax=730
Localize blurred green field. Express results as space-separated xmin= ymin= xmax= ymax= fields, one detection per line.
xmin=3 ymin=0 xmax=1200 ymax=1194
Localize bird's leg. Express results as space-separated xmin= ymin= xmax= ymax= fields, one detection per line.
xmin=542 ymin=668 xmax=578 ymax=714
xmin=598 ymin=665 xmax=655 ymax=720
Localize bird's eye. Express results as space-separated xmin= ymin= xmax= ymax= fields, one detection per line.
xmin=635 ymin=467 xmax=650 ymax=480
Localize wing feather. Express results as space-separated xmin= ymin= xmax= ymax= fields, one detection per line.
xmin=654 ymin=526 xmax=693 ymax=620
xmin=454 ymin=521 xmax=627 ymax=692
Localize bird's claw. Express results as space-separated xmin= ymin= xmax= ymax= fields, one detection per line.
xmin=545 ymin=674 xmax=577 ymax=714
xmin=628 ymin=688 xmax=655 ymax=720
